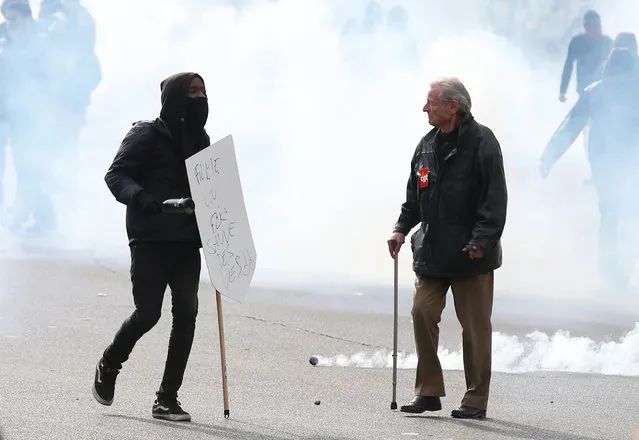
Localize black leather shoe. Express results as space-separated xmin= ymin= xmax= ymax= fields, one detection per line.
xmin=451 ymin=405 xmax=486 ymax=419
xmin=400 ymin=396 xmax=442 ymax=413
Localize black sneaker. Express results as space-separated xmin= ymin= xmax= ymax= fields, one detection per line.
xmin=152 ymin=396 xmax=192 ymax=422
xmin=92 ymin=359 xmax=119 ymax=406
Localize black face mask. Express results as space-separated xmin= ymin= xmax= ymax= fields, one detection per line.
xmin=184 ymin=97 xmax=208 ymax=130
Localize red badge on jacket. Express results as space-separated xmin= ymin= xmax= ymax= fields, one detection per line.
xmin=419 ymin=167 xmax=430 ymax=188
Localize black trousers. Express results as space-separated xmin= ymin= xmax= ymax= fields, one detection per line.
xmin=103 ymin=241 xmax=201 ymax=398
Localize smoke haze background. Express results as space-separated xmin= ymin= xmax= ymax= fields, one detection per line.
xmin=3 ymin=0 xmax=639 ymax=368
xmin=4 ymin=0 xmax=638 ymax=296
xmin=78 ymin=0 xmax=638 ymax=301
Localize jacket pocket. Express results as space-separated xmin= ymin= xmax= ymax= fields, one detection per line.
xmin=410 ymin=225 xmax=427 ymax=260
xmin=431 ymin=224 xmax=472 ymax=267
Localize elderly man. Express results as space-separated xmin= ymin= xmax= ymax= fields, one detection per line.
xmin=388 ymin=77 xmax=507 ymax=419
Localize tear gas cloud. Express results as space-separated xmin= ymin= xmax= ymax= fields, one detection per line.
xmin=315 ymin=322 xmax=639 ymax=376
xmin=4 ymin=0 xmax=639 ymax=309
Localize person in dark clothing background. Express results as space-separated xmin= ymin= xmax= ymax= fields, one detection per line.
xmin=361 ymin=0 xmax=383 ymax=34
xmin=0 ymin=0 xmax=58 ymax=233
xmin=540 ymin=48 xmax=639 ymax=290
xmin=387 ymin=77 xmax=507 ymax=419
xmin=385 ymin=4 xmax=418 ymax=69
xmin=594 ymin=32 xmax=638 ymax=78
xmin=38 ymin=0 xmax=101 ymax=193
xmin=559 ymin=10 xmax=612 ymax=103
xmin=613 ymin=32 xmax=638 ymax=56
xmin=0 ymin=0 xmax=101 ymax=231
xmin=558 ymin=9 xmax=612 ymax=185
xmin=92 ymin=72 xmax=210 ymax=422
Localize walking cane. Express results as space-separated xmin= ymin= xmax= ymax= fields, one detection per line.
xmin=216 ymin=290 xmax=230 ymax=418
xmin=390 ymin=240 xmax=399 ymax=410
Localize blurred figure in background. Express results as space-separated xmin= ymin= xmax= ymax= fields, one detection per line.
xmin=559 ymin=9 xmax=612 ymax=103
xmin=612 ymin=32 xmax=638 ymax=58
xmin=0 ymin=0 xmax=57 ymax=234
xmin=558 ymin=9 xmax=612 ymax=184
xmin=38 ymin=0 xmax=101 ymax=192
xmin=559 ymin=0 xmax=597 ymax=49
xmin=540 ymin=48 xmax=639 ymax=290
xmin=338 ymin=1 xmax=385 ymax=80
xmin=384 ymin=4 xmax=418 ymax=69
xmin=360 ymin=0 xmax=383 ymax=35
xmin=595 ymin=32 xmax=639 ymax=78
xmin=0 ymin=0 xmax=100 ymax=234
xmin=340 ymin=1 xmax=384 ymax=39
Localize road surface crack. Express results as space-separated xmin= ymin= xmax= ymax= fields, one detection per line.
xmin=241 ymin=315 xmax=385 ymax=349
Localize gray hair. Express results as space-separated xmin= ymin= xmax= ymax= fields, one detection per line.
xmin=429 ymin=77 xmax=472 ymax=116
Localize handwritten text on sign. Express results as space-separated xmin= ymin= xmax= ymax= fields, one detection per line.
xmin=186 ymin=135 xmax=256 ymax=302
xmin=196 ymin=159 xmax=254 ymax=288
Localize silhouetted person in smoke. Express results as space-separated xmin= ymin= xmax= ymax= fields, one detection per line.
xmin=595 ymin=32 xmax=639 ymax=78
xmin=386 ymin=6 xmax=408 ymax=34
xmin=541 ymin=48 xmax=639 ymax=289
xmin=0 ymin=0 xmax=57 ymax=233
xmin=613 ymin=32 xmax=638 ymax=56
xmin=340 ymin=1 xmax=383 ymax=38
xmin=338 ymin=1 xmax=385 ymax=79
xmin=37 ymin=0 xmax=101 ymax=191
xmin=361 ymin=1 xmax=383 ymax=34
xmin=558 ymin=10 xmax=612 ymax=185
xmin=0 ymin=0 xmax=32 ymax=36
xmin=385 ymin=4 xmax=417 ymax=69
xmin=559 ymin=10 xmax=612 ymax=103
xmin=38 ymin=0 xmax=99 ymax=101
xmin=92 ymin=72 xmax=210 ymax=422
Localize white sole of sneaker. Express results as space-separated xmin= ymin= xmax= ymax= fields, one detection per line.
xmin=152 ymin=414 xmax=191 ymax=422
xmin=92 ymin=384 xmax=113 ymax=406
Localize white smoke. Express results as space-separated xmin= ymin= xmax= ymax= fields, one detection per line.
xmin=314 ymin=323 xmax=639 ymax=376
xmin=57 ymin=0 xmax=635 ymax=300
xmin=0 ymin=0 xmax=637 ymax=299
xmin=3 ymin=2 xmax=639 ymax=313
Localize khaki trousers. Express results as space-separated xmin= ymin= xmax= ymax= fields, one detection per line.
xmin=411 ymin=272 xmax=494 ymax=410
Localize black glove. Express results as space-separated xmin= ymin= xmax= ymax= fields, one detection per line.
xmin=135 ymin=191 xmax=161 ymax=214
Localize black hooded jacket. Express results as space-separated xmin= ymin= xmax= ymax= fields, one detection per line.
xmin=393 ymin=116 xmax=508 ymax=278
xmin=104 ymin=72 xmax=210 ymax=245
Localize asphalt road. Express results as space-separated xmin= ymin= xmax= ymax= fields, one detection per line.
xmin=1 ymin=256 xmax=638 ymax=439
